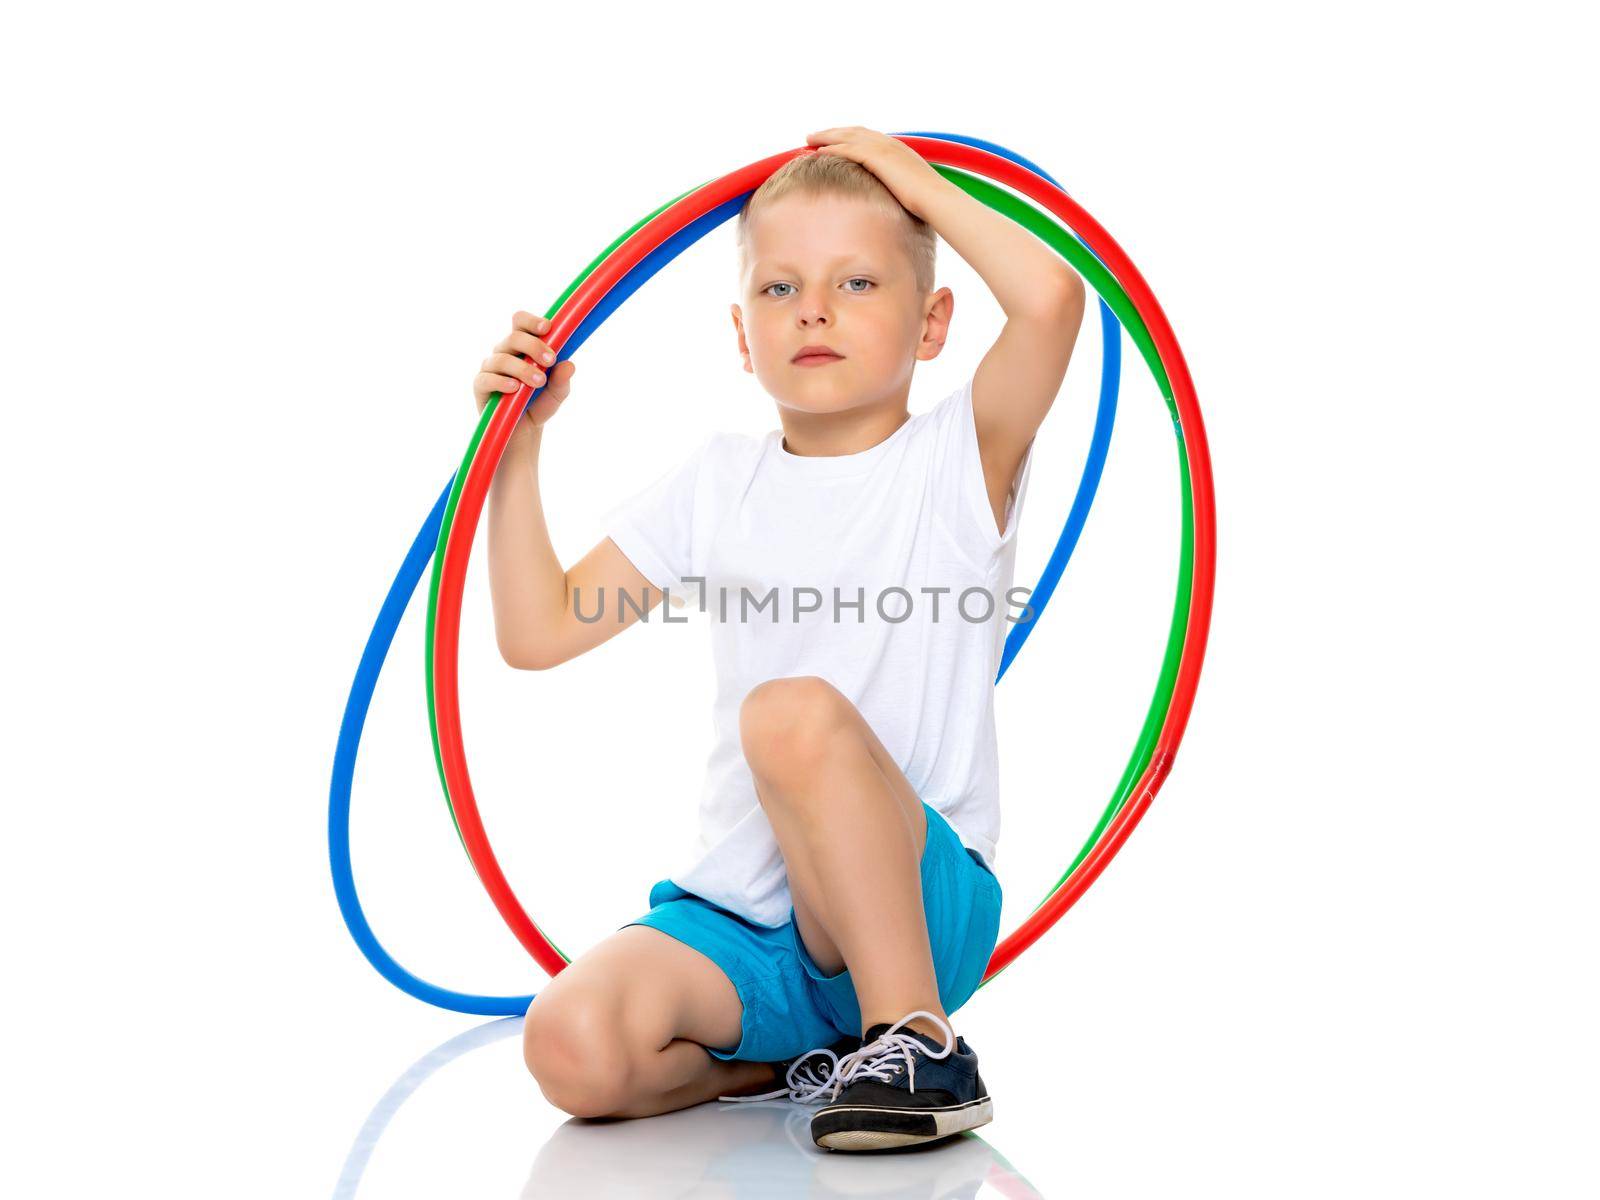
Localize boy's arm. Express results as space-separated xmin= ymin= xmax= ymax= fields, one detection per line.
xmin=914 ymin=180 xmax=1087 ymax=534
xmin=807 ymin=128 xmax=1089 ymax=534
xmin=487 ymin=424 xmax=663 ymax=670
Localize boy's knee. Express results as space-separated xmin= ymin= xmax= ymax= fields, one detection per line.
xmin=523 ymin=999 xmax=635 ymax=1118
xmin=739 ymin=676 xmax=847 ymax=773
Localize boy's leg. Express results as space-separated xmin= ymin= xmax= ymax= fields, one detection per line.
xmin=523 ymin=924 xmax=780 ymax=1119
xmin=738 ymin=675 xmax=952 ymax=1045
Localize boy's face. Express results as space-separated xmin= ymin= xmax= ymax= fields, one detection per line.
xmin=731 ymin=193 xmax=952 ymax=416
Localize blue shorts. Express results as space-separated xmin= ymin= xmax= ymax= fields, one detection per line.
xmin=620 ymin=800 xmax=1003 ymax=1064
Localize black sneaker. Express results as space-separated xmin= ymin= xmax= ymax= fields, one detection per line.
xmin=717 ymin=1032 xmax=864 ymax=1104
xmin=809 ymin=1011 xmax=992 ymax=1152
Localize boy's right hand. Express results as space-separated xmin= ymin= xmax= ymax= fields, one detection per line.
xmin=473 ymin=311 xmax=577 ymax=432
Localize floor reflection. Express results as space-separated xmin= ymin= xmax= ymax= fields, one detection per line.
xmin=335 ymin=1017 xmax=1048 ymax=1198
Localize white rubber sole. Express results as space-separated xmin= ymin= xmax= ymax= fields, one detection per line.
xmin=813 ymin=1095 xmax=994 ymax=1151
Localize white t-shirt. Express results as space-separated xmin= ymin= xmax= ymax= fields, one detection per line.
xmin=602 ymin=374 xmax=1034 ymax=927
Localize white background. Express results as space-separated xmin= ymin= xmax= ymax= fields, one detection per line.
xmin=4 ymin=2 xmax=1595 ymax=1196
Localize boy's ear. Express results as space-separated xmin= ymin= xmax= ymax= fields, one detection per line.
xmin=730 ymin=303 xmax=753 ymax=373
xmin=916 ymin=287 xmax=954 ymax=362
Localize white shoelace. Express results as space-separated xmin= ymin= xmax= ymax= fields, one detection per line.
xmin=717 ymin=1010 xmax=955 ymax=1106
xmin=717 ymin=1051 xmax=847 ymax=1105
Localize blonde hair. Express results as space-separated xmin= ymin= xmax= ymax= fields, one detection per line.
xmin=735 ymin=151 xmax=936 ymax=295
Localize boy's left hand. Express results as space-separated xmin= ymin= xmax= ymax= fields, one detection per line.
xmin=805 ymin=127 xmax=948 ymax=220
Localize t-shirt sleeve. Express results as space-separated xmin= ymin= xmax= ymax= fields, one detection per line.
xmin=600 ymin=436 xmax=712 ymax=607
xmin=931 ymin=375 xmax=1037 ymax=556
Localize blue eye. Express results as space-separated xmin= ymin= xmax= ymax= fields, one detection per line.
xmin=843 ymin=278 xmax=873 ymax=293
xmin=764 ymin=282 xmax=795 ymax=298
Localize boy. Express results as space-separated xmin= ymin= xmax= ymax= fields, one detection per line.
xmin=472 ymin=127 xmax=1086 ymax=1151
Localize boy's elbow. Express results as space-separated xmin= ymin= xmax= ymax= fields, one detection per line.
xmin=1022 ymin=269 xmax=1085 ymax=326
xmin=500 ymin=639 xmax=555 ymax=671
xmin=1050 ymin=268 xmax=1087 ymax=317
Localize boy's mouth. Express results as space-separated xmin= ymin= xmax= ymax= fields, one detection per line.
xmin=792 ymin=345 xmax=844 ymax=367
